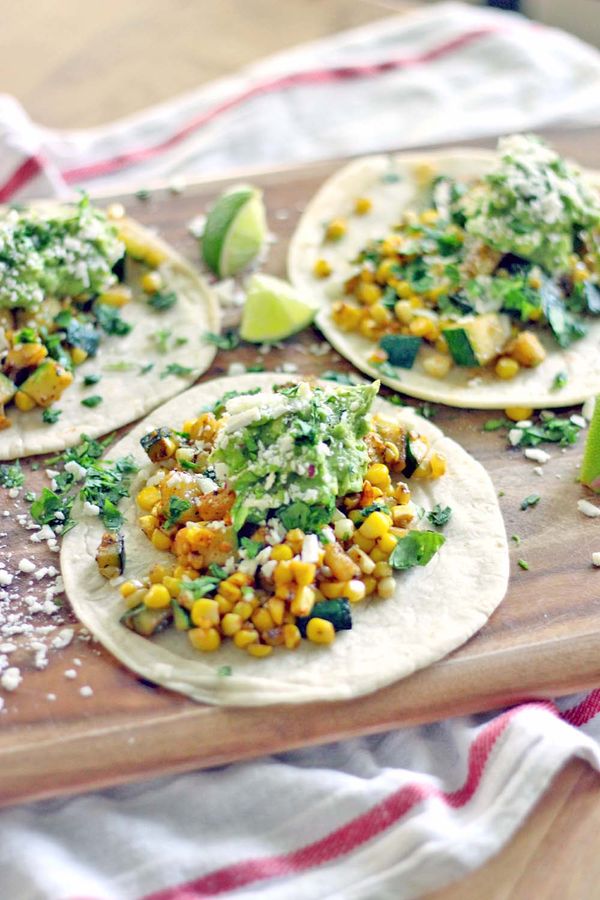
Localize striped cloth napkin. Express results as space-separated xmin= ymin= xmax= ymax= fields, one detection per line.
xmin=2 ymin=3 xmax=600 ymax=898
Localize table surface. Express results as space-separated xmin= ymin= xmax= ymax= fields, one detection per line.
xmin=2 ymin=2 xmax=600 ymax=897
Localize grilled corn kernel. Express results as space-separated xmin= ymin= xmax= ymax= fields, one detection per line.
xmin=359 ymin=317 xmax=379 ymax=340
xmin=274 ymin=561 xmax=293 ymax=585
xmin=359 ymin=511 xmax=390 ymax=540
xmin=334 ymin=518 xmax=355 ymax=542
xmin=505 ymin=406 xmax=533 ymax=422
xmin=234 ymin=628 xmax=259 ymax=649
xmin=144 ymin=584 xmax=171 ymax=609
xmin=232 ymin=600 xmax=253 ymax=621
xmin=363 ymin=576 xmax=377 ymax=596
xmin=365 ymin=464 xmax=391 ymax=489
xmin=271 ymin=544 xmax=293 ymax=562
xmin=409 ymin=316 xmax=436 ymax=339
xmin=377 ymin=577 xmax=396 ymax=599
xmin=413 ymin=162 xmax=436 ymax=187
xmin=286 ymin=529 xmax=305 ymax=544
xmin=377 ymin=532 xmax=398 ymax=555
xmin=508 ymin=331 xmax=546 ymax=368
xmin=266 ymin=597 xmax=285 ymax=626
xmin=217 ymin=594 xmax=233 ymax=615
xmin=348 ymin=545 xmax=376 ymax=574
xmin=191 ymin=598 xmax=220 ymax=627
xmin=360 ymin=268 xmax=375 ymax=283
xmin=229 ymin=572 xmax=250 ymax=587
xmin=98 ymin=285 xmax=132 ymax=307
xmin=139 ymin=514 xmax=157 ymax=537
xmin=373 ymin=561 xmax=393 ymax=579
xmin=221 ymin=613 xmax=243 ymax=636
xmin=291 ymin=586 xmax=315 ymax=617
xmin=15 ymin=391 xmax=36 ymax=412
xmin=419 ymin=208 xmax=439 ymax=225
xmin=394 ymin=482 xmax=411 ymax=504
xmin=346 ymin=579 xmax=366 ymax=603
xmin=313 ymin=258 xmax=332 ymax=278
xmin=332 ymin=301 xmax=363 ymax=331
xmin=247 ymin=642 xmax=273 ymax=658
xmin=320 ymin=581 xmax=348 ymax=599
xmin=137 ymin=485 xmax=161 ymax=511
xmin=429 ymin=452 xmax=446 ymax=478
xmin=151 ymin=529 xmax=171 ymax=551
xmin=290 ymin=561 xmax=316 ymax=587
xmin=219 ymin=581 xmax=241 ymax=602
xmin=188 ymin=627 xmax=221 ymax=652
xmin=370 ymin=548 xmax=388 ymax=563
xmin=422 ymin=353 xmax=452 ymax=379
xmin=252 ymin=608 xmax=275 ymax=632
xmin=495 ymin=357 xmax=520 ymax=380
xmin=354 ymin=196 xmax=372 ymax=215
xmin=357 ymin=282 xmax=382 ymax=306
xmin=283 ymin=624 xmax=302 ymax=650
xmin=325 ymin=218 xmax=347 ymax=241
xmin=70 ymin=347 xmax=88 ymax=366
xmin=376 ymin=259 xmax=396 ymax=282
xmin=163 ymin=576 xmax=181 ymax=598
xmin=370 ymin=303 xmax=392 ymax=326
xmin=306 ymin=617 xmax=335 ymax=645
xmin=119 ymin=581 xmax=139 ymax=598
xmin=353 ymin=531 xmax=376 ymax=554
xmin=141 ymin=270 xmax=163 ymax=294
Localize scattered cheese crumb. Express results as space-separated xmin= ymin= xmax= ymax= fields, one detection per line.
xmin=64 ymin=669 xmax=78 ymax=680
xmin=524 ymin=448 xmax=551 ymax=464
xmin=1 ymin=667 xmax=22 ymax=692
xmin=508 ymin=429 xmax=523 ymax=447
xmin=18 ymin=559 xmax=36 ymax=574
xmin=79 ymin=686 xmax=93 ymax=698
xmin=577 ymin=499 xmax=600 ymax=518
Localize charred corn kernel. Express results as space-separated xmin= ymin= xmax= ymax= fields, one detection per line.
xmin=359 ymin=317 xmax=379 ymax=340
xmin=360 ymin=268 xmax=375 ymax=283
xmin=353 ymin=531 xmax=375 ymax=554
xmin=370 ymin=303 xmax=392 ymax=325
xmin=232 ymin=600 xmax=253 ymax=621
xmin=370 ymin=547 xmax=388 ymax=563
xmin=320 ymin=581 xmax=347 ymax=599
xmin=120 ymin=581 xmax=139 ymax=598
xmin=429 ymin=452 xmax=446 ymax=478
xmin=373 ymin=561 xmax=393 ymax=578
xmin=382 ymin=442 xmax=401 ymax=466
xmin=363 ymin=576 xmax=377 ymax=596
xmin=324 ymin=544 xmax=359 ymax=581
xmin=266 ymin=597 xmax=285 ymax=626
xmin=395 ymin=483 xmax=411 ymax=504
xmin=139 ymin=514 xmax=157 ymax=537
xmin=359 ymin=511 xmax=390 ymax=540
xmin=70 ymin=347 xmax=88 ymax=365
xmin=191 ymin=598 xmax=220 ymax=626
xmin=140 ymin=270 xmax=163 ymax=294
xmin=221 ymin=613 xmax=243 ymax=636
xmin=163 ymin=576 xmax=181 ymax=597
xmin=290 ymin=561 xmax=316 ymax=587
xmin=137 ymin=485 xmax=161 ymax=511
xmin=346 ymin=579 xmax=366 ymax=603
xmin=357 ymin=282 xmax=382 ymax=306
xmin=144 ymin=584 xmax=171 ymax=609
xmin=217 ymin=595 xmax=234 ymax=615
xmin=229 ymin=572 xmax=250 ymax=587
xmin=419 ymin=208 xmax=439 ymax=225
xmin=274 ymin=561 xmax=293 ymax=585
xmin=98 ymin=285 xmax=132 ymax=307
xmin=505 ymin=406 xmax=533 ymax=422
xmin=151 ymin=528 xmax=171 ymax=551
xmin=409 ymin=316 xmax=436 ymax=339
xmin=508 ymin=331 xmax=546 ymax=367
xmin=422 ymin=353 xmax=452 ymax=379
xmin=306 ymin=617 xmax=335 ymax=645
xmin=377 ymin=532 xmax=398 ymax=555
xmin=495 ymin=357 xmax=520 ymax=380
xmin=286 ymin=529 xmax=305 ymax=545
xmin=394 ymin=300 xmax=413 ymax=325
xmin=15 ymin=391 xmax=36 ymax=412
xmin=332 ymin=301 xmax=363 ymax=331
xmin=234 ymin=628 xmax=259 ymax=649
xmin=283 ymin=623 xmax=302 ymax=650
xmin=313 ymin=258 xmax=332 ymax=278
xmin=247 ymin=643 xmax=273 ymax=658
xmin=354 ymin=196 xmax=372 ymax=215
xmin=377 ymin=577 xmax=396 ymax=599
xmin=219 ymin=581 xmax=241 ymax=602
xmin=348 ymin=545 xmax=376 ymax=574
xmin=107 ymin=202 xmax=126 ymax=220
xmin=376 ymin=259 xmax=396 ymax=282
xmin=291 ymin=586 xmax=315 ymax=617
xmin=365 ymin=464 xmax=391 ymax=489
xmin=325 ymin=218 xmax=347 ymax=241
xmin=275 ymin=583 xmax=292 ymax=600
xmin=188 ymin=627 xmax=221 ymax=652
xmin=271 ymin=544 xmax=293 ymax=561
xmin=252 ymin=608 xmax=274 ymax=632
xmin=149 ymin=564 xmax=169 ymax=584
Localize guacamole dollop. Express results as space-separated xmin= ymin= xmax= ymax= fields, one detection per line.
xmin=462 ymin=134 xmax=600 ymax=272
xmin=0 ymin=197 xmax=124 ymax=310
xmin=212 ymin=381 xmax=379 ymax=531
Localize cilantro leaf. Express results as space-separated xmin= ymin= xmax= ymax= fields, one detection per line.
xmin=0 ymin=462 xmax=24 ymax=489
xmin=164 ymin=497 xmax=192 ymax=529
xmin=278 ymin=500 xmax=333 ymax=533
xmin=31 ymin=488 xmax=71 ymax=526
xmin=208 ymin=563 xmax=228 ymax=580
xmin=483 ymin=418 xmax=510 ymax=432
xmin=389 ymin=530 xmax=445 ymax=570
xmin=427 ymin=504 xmax=452 ymax=527
xmin=102 ymin=498 xmax=123 ymax=530
xmin=160 ymin=363 xmax=194 ymax=379
xmin=83 ymin=374 xmax=101 ymax=386
xmin=321 ymin=371 xmax=360 ymax=386
xmin=518 ymin=559 xmax=530 ymax=570
xmin=93 ymin=301 xmax=132 ymax=337
xmin=152 ymin=329 xmax=172 ymax=354
xmin=520 ymin=494 xmax=541 ymax=510
xmin=203 ymin=330 xmax=240 ymax=350
xmin=541 ymin=277 xmax=587 ymax=348
xmin=240 ymin=538 xmax=264 ymax=559
xmin=42 ymin=407 xmax=61 ymax=424
xmin=180 ymin=576 xmax=220 ymax=599
xmin=148 ymin=291 xmax=177 ymax=311
xmin=551 ymin=372 xmax=567 ymax=392
xmin=81 ymin=395 xmax=103 ymax=408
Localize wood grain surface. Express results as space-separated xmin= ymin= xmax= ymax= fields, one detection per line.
xmin=1 ymin=128 xmax=600 ymax=814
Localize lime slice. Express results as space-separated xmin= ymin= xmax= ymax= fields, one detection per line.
xmin=240 ymin=274 xmax=318 ymax=343
xmin=202 ymin=188 xmax=266 ymax=278
xmin=581 ymin=396 xmax=600 ymax=492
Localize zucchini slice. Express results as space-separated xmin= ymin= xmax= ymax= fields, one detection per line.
xmin=140 ymin=426 xmax=180 ymax=463
xmin=442 ymin=313 xmax=511 ymax=366
xmin=0 ymin=373 xmax=17 ymax=407
xmin=95 ymin=531 xmax=126 ymax=580
xmin=379 ymin=334 xmax=422 ymax=369
xmin=121 ymin=603 xmax=172 ymax=636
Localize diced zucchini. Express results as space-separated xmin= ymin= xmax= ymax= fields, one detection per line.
xmin=297 ymin=598 xmax=352 ymax=637
xmin=19 ymin=360 xmax=74 ymax=407
xmin=0 ymin=373 xmax=17 ymax=406
xmin=121 ymin=603 xmax=172 ymax=636
xmin=442 ymin=313 xmax=511 ymax=366
xmin=95 ymin=531 xmax=125 ymax=580
xmin=379 ymin=334 xmax=422 ymax=369
xmin=402 ymin=432 xmax=426 ymax=478
xmin=65 ymin=319 xmax=100 ymax=357
xmin=140 ymin=427 xmax=180 ymax=463
xmin=171 ymin=599 xmax=190 ymax=631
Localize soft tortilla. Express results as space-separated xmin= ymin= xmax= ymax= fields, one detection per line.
xmin=0 ymin=216 xmax=220 ymax=459
xmin=61 ymin=372 xmax=509 ymax=707
xmin=288 ymin=149 xmax=600 ymax=409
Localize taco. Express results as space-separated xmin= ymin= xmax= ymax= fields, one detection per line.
xmin=61 ymin=373 xmax=508 ymax=706
xmin=288 ymin=135 xmax=600 ymax=409
xmin=0 ymin=198 xmax=219 ymax=459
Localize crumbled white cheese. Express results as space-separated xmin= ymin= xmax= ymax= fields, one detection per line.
xmin=64 ymin=669 xmax=78 ymax=680
xmin=0 ymin=571 xmax=13 ymax=587
xmin=524 ymin=448 xmax=551 ymax=464
xmin=83 ymin=501 xmax=101 ymax=517
xmin=64 ymin=460 xmax=87 ymax=481
xmin=508 ymin=429 xmax=523 ymax=447
xmin=227 ymin=362 xmax=247 ymax=377
xmin=577 ymin=499 xmax=600 ymax=518
xmin=592 ymin=552 xmax=600 ymax=567
xmin=51 ymin=628 xmax=74 ymax=650
xmin=1 ymin=667 xmax=22 ymax=692
xmin=570 ymin=414 xmax=587 ymax=429
xmin=18 ymin=559 xmax=36 ymax=574
xmin=79 ymin=685 xmax=93 ymax=698
xmin=301 ymin=534 xmax=320 ymax=563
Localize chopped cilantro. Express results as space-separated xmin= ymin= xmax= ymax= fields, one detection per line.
xmin=151 ymin=329 xmax=172 ymax=354
xmin=520 ymin=494 xmax=541 ymax=511
xmin=418 ymin=403 xmax=437 ymax=420
xmin=81 ymin=395 xmax=103 ymax=408
xmin=148 ymin=291 xmax=177 ymax=311
xmin=31 ymin=488 xmax=70 ymax=526
xmin=102 ymin=498 xmax=123 ymax=531
xmin=24 ymin=491 xmax=35 ymax=502
xmin=483 ymin=418 xmax=510 ymax=432
xmin=160 ymin=363 xmax=194 ymax=379
xmin=518 ymin=559 xmax=530 ymax=570
xmin=511 ymin=534 xmax=521 ymax=545
xmin=208 ymin=563 xmax=228 ymax=580
xmin=217 ymin=665 xmax=233 ymax=677
xmin=103 ymin=361 xmax=137 ymax=372
xmin=140 ymin=362 xmax=155 ymax=375
xmin=164 ymin=497 xmax=192 ymax=529
xmin=180 ymin=576 xmax=220 ymax=599
xmin=427 ymin=504 xmax=452 ymax=527
xmin=83 ymin=374 xmax=101 ymax=386
xmin=517 ymin=415 xmax=580 ymax=447
xmin=93 ymin=301 xmax=132 ymax=337
xmin=246 ymin=362 xmax=265 ymax=373
xmin=551 ymin=371 xmax=568 ymax=392
xmin=240 ymin=538 xmax=264 ymax=559
xmin=203 ymin=330 xmax=240 ymax=351
xmin=42 ymin=407 xmax=61 ymax=424
xmin=174 ymin=337 xmax=188 ymax=348
xmin=389 ymin=530 xmax=445 ymax=570
xmin=0 ymin=462 xmax=24 ymax=489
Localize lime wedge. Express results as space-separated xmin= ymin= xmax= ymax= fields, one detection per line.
xmin=202 ymin=188 xmax=266 ymax=278
xmin=581 ymin=396 xmax=600 ymax=492
xmin=240 ymin=274 xmax=318 ymax=343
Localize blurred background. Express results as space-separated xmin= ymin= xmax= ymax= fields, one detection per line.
xmin=2 ymin=0 xmax=599 ymax=129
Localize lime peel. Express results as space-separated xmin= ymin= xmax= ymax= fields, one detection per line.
xmin=240 ymin=274 xmax=319 ymax=343
xmin=581 ymin=396 xmax=600 ymax=492
xmin=202 ymin=188 xmax=266 ymax=278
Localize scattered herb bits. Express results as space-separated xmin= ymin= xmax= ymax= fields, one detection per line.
xmin=81 ymin=395 xmax=103 ymax=408
xmin=520 ymin=494 xmax=541 ymax=511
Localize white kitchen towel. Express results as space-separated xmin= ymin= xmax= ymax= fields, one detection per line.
xmin=2 ymin=3 xmax=600 ymax=898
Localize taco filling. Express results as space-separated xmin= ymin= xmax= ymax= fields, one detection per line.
xmin=302 ymin=136 xmax=600 ymax=395
xmin=0 ymin=198 xmax=180 ymax=430
xmin=104 ymin=381 xmax=447 ymax=658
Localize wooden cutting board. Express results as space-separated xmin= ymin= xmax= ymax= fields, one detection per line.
xmin=2 ymin=129 xmax=600 ymax=809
